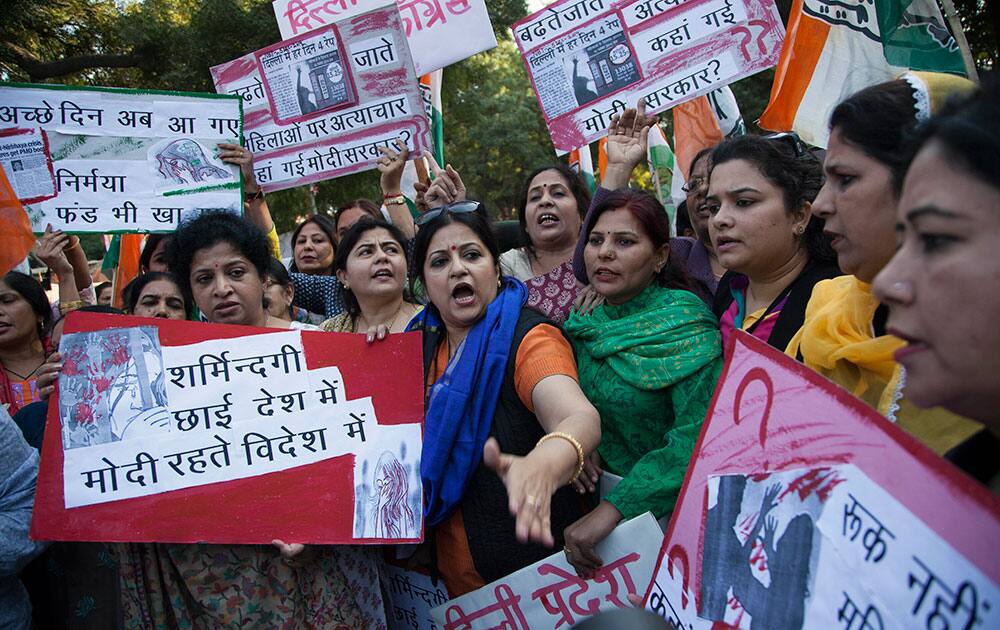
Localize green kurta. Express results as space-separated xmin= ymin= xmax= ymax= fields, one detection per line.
xmin=564 ymin=283 xmax=722 ymax=520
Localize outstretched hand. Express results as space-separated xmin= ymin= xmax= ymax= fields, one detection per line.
xmin=602 ymin=98 xmax=659 ymax=188
xmin=377 ymin=136 xmax=409 ymax=194
xmin=422 ymin=151 xmax=466 ymax=209
xmin=483 ymin=436 xmax=558 ymax=548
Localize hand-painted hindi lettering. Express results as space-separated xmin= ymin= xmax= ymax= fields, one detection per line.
xmin=271 ymin=0 xmax=496 ymax=76
xmin=39 ymin=313 xmax=424 ymax=545
xmin=382 ymin=564 xmax=449 ymax=630
xmin=644 ymin=333 xmax=1000 ymax=629
xmin=431 ymin=513 xmax=663 ymax=629
xmin=212 ymin=4 xmax=431 ymax=192
xmin=0 ymin=84 xmax=242 ymax=233
xmin=512 ymin=0 xmax=785 ymax=152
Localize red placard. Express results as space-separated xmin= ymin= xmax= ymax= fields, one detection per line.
xmin=31 ymin=311 xmax=425 ymax=545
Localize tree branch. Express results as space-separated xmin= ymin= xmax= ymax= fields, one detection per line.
xmin=1 ymin=41 xmax=142 ymax=80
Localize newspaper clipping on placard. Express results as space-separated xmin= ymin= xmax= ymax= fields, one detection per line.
xmin=271 ymin=0 xmax=497 ymax=76
xmin=211 ymin=3 xmax=430 ymax=192
xmin=0 ymin=128 xmax=56 ymax=203
xmin=0 ymin=84 xmax=243 ymax=233
xmin=256 ymin=26 xmax=357 ymax=123
xmin=512 ymin=0 xmax=785 ymax=152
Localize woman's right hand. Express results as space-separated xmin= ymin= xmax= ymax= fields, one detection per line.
xmin=571 ymin=450 xmax=603 ymax=495
xmin=602 ymin=99 xmax=658 ymax=189
xmin=422 ymin=151 xmax=466 ymax=209
xmin=36 ymin=352 xmax=62 ymax=400
xmin=34 ymin=226 xmax=74 ymax=277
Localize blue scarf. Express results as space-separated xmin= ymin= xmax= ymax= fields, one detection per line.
xmin=407 ymin=277 xmax=528 ymax=526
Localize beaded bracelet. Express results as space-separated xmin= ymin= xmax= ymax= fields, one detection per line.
xmin=536 ymin=431 xmax=585 ymax=484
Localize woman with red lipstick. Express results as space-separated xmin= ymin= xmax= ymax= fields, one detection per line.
xmin=407 ymin=203 xmax=601 ymax=597
xmin=320 ymin=218 xmax=422 ymax=339
xmin=872 ymin=82 xmax=1000 ymax=487
xmin=787 ymin=73 xmax=982 ymax=456
xmin=562 ymin=188 xmax=722 ymax=578
xmin=705 ymin=134 xmax=840 ymax=350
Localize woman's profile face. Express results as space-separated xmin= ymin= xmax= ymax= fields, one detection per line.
xmin=706 ymin=159 xmax=808 ymax=278
xmin=584 ymin=207 xmax=666 ymax=305
xmin=337 ymin=227 xmax=407 ymax=304
xmin=873 ymin=140 xmax=1000 ymax=426
xmin=189 ymin=242 xmax=266 ymax=326
xmin=422 ymin=223 xmax=499 ymax=332
xmin=0 ymin=281 xmax=40 ymax=350
xmin=293 ymin=222 xmax=335 ymax=275
xmin=811 ymin=127 xmax=898 ymax=282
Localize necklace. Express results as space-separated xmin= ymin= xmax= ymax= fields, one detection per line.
xmin=3 ymin=357 xmax=46 ymax=381
xmin=357 ymin=302 xmax=409 ymax=333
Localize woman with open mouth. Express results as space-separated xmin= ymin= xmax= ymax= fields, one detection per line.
xmin=562 ymin=186 xmax=723 ymax=579
xmin=407 ymin=202 xmax=601 ymax=598
xmin=873 ymin=82 xmax=1000 ymax=488
xmin=320 ymin=217 xmax=422 ymax=340
xmin=787 ymin=73 xmax=982 ymax=456
xmin=705 ymin=133 xmax=841 ymax=351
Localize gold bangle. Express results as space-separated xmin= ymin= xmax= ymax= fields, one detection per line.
xmin=383 ymin=194 xmax=406 ymax=206
xmin=59 ymin=300 xmax=85 ymax=315
xmin=537 ymin=431 xmax=585 ymax=485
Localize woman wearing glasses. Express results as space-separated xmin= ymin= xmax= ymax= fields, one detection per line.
xmin=787 ymin=73 xmax=981 ymax=455
xmin=406 ymin=201 xmax=601 ymax=597
xmin=705 ymin=134 xmax=841 ymax=350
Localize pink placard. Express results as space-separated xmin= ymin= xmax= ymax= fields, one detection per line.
xmin=211 ymin=4 xmax=430 ymax=192
xmin=512 ymin=0 xmax=784 ymax=152
xmin=643 ymin=332 xmax=1000 ymax=628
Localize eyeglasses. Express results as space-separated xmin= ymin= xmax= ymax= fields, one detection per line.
xmin=763 ymin=131 xmax=809 ymax=158
xmin=681 ymin=177 xmax=707 ymax=193
xmin=415 ymin=200 xmax=483 ymax=226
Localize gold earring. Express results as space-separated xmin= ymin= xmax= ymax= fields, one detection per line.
xmin=795 ymin=225 xmax=805 ymax=235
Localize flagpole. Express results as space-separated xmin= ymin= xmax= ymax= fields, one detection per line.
xmin=938 ymin=0 xmax=979 ymax=82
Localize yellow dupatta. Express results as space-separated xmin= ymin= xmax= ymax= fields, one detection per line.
xmin=787 ymin=276 xmax=981 ymax=454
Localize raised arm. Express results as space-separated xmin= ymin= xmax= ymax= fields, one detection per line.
xmin=34 ymin=226 xmax=82 ymax=312
xmin=218 ymin=143 xmax=281 ymax=259
xmin=377 ymin=136 xmax=416 ymax=239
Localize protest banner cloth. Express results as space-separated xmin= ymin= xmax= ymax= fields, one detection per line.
xmin=211 ymin=4 xmax=431 ymax=193
xmin=0 ymin=83 xmax=243 ymax=234
xmin=271 ymin=0 xmax=497 ymax=77
xmin=31 ymin=311 xmax=425 ymax=545
xmin=513 ymin=0 xmax=784 ymax=154
xmin=759 ymin=0 xmax=966 ymax=148
xmin=644 ymin=332 xmax=1000 ymax=628
xmin=382 ymin=563 xmax=450 ymax=630
xmin=431 ymin=512 xmax=662 ymax=629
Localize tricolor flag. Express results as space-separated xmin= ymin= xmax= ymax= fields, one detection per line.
xmin=596 ymin=138 xmax=607 ymax=186
xmin=400 ymin=70 xmax=444 ymax=215
xmin=568 ymin=144 xmax=596 ymax=193
xmin=760 ymin=0 xmax=965 ymax=147
xmin=0 ymin=165 xmax=36 ymax=275
xmin=646 ymin=124 xmax=677 ymax=233
xmin=112 ymin=234 xmax=143 ymax=310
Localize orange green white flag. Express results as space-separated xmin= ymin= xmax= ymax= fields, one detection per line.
xmin=760 ymin=0 xmax=965 ymax=147
xmin=568 ymin=144 xmax=596 ymax=194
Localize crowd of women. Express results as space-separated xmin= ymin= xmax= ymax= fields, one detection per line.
xmin=2 ymin=71 xmax=998 ymax=629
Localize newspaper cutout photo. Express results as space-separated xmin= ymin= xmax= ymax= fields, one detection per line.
xmin=528 ymin=13 xmax=642 ymax=120
xmin=257 ymin=26 xmax=357 ymax=124
xmin=0 ymin=128 xmax=56 ymax=203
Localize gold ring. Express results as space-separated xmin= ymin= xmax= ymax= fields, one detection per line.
xmin=525 ymin=494 xmax=538 ymax=507
xmin=564 ymin=546 xmax=573 ymax=555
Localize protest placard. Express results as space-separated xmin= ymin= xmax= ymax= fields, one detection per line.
xmin=271 ymin=0 xmax=497 ymax=76
xmin=211 ymin=4 xmax=431 ymax=192
xmin=513 ymin=0 xmax=784 ymax=153
xmin=431 ymin=512 xmax=662 ymax=629
xmin=644 ymin=332 xmax=1000 ymax=628
xmin=31 ymin=311 xmax=425 ymax=545
xmin=0 ymin=83 xmax=242 ymax=233
xmin=383 ymin=563 xmax=449 ymax=629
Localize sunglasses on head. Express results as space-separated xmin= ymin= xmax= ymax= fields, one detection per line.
xmin=763 ymin=131 xmax=809 ymax=158
xmin=415 ymin=200 xmax=483 ymax=226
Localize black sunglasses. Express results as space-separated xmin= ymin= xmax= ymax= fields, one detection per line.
xmin=763 ymin=131 xmax=809 ymax=158
xmin=415 ymin=200 xmax=483 ymax=226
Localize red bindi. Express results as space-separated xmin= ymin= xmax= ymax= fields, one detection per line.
xmin=450 ymin=244 xmax=457 ymax=251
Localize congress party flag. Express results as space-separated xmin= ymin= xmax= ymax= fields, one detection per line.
xmin=645 ymin=124 xmax=676 ymax=233
xmin=760 ymin=0 xmax=965 ymax=148
xmin=421 ymin=70 xmax=444 ymax=167
xmin=568 ymin=143 xmax=596 ymax=194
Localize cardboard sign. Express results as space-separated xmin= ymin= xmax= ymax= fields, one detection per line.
xmin=0 ymin=83 xmax=242 ymax=233
xmin=32 ymin=312 xmax=425 ymax=545
xmin=432 ymin=513 xmax=663 ymax=629
xmin=212 ymin=4 xmax=431 ymax=192
xmin=271 ymin=0 xmax=497 ymax=76
xmin=644 ymin=332 xmax=1000 ymax=628
xmin=513 ymin=0 xmax=784 ymax=153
